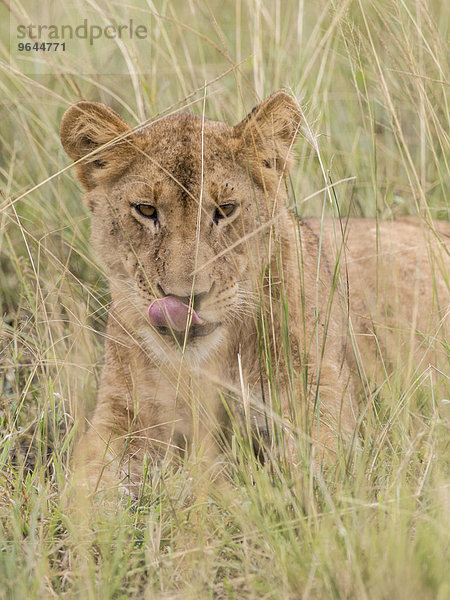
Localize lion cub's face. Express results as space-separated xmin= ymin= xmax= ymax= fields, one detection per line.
xmin=60 ymin=92 xmax=301 ymax=361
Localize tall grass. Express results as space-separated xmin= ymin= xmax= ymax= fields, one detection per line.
xmin=0 ymin=0 xmax=449 ymax=598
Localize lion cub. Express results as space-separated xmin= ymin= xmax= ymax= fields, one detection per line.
xmin=60 ymin=92 xmax=449 ymax=494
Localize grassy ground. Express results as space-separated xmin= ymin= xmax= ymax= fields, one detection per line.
xmin=0 ymin=0 xmax=449 ymax=598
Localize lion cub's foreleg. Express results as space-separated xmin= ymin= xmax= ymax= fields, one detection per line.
xmin=74 ymin=365 xmax=226 ymax=497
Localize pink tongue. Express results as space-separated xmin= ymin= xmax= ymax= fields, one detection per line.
xmin=148 ymin=296 xmax=204 ymax=331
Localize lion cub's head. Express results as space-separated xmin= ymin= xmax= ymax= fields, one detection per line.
xmin=60 ymin=92 xmax=301 ymax=362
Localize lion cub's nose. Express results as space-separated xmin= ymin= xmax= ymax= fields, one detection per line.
xmin=156 ymin=284 xmax=214 ymax=310
xmin=148 ymin=296 xmax=204 ymax=331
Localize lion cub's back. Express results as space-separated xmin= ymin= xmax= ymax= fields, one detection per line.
xmin=303 ymin=216 xmax=449 ymax=376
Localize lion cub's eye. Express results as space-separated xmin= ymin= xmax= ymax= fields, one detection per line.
xmin=213 ymin=203 xmax=236 ymax=224
xmin=135 ymin=204 xmax=158 ymax=220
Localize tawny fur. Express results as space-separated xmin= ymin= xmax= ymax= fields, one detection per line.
xmin=60 ymin=92 xmax=449 ymax=494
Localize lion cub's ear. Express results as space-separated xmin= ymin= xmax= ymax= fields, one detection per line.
xmin=60 ymin=101 xmax=136 ymax=191
xmin=234 ymin=91 xmax=301 ymax=175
